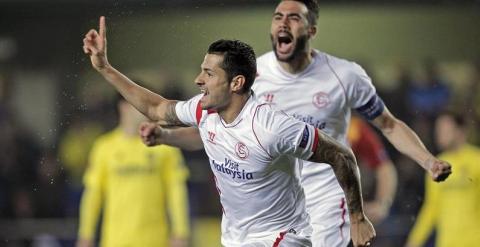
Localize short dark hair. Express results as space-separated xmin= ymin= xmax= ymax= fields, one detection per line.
xmin=287 ymin=0 xmax=319 ymax=26
xmin=207 ymin=39 xmax=257 ymax=93
xmin=439 ymin=110 xmax=468 ymax=128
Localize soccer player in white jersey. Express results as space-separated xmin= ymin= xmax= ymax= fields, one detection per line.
xmin=140 ymin=1 xmax=452 ymax=246
xmin=82 ymin=16 xmax=376 ymax=246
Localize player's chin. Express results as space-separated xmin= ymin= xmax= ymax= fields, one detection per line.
xmin=274 ymin=50 xmax=294 ymax=62
xmin=200 ymin=100 xmax=214 ymax=111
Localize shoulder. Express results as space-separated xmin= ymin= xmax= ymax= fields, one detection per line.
xmin=320 ymin=51 xmax=367 ymax=80
xmin=464 ymin=144 xmax=480 ymax=158
xmin=153 ymin=145 xmax=183 ymax=156
xmin=251 ymin=103 xmax=280 ymax=141
xmin=256 ymin=51 xmax=276 ymax=72
xmin=88 ymin=130 xmax=118 ymax=160
xmin=92 ymin=130 xmax=117 ymax=148
xmin=257 ymin=51 xmax=275 ymax=65
xmin=251 ymin=102 xmax=298 ymax=135
xmin=251 ymin=102 xmax=277 ymax=126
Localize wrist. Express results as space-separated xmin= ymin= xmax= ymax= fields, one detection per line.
xmin=96 ymin=62 xmax=112 ymax=73
xmin=421 ymin=155 xmax=436 ymax=170
xmin=155 ymin=127 xmax=169 ymax=144
xmin=349 ymin=211 xmax=366 ymax=223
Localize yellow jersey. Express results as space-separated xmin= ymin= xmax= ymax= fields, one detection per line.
xmin=407 ymin=144 xmax=480 ymax=247
xmin=78 ymin=128 xmax=190 ymax=247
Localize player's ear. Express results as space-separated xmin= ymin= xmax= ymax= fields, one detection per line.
xmin=308 ymin=25 xmax=317 ymax=39
xmin=230 ymin=75 xmax=246 ymax=93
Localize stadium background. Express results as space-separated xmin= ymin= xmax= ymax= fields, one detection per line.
xmin=0 ymin=0 xmax=479 ymax=246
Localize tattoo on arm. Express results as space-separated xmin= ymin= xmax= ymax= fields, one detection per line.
xmin=309 ymin=130 xmax=363 ymax=214
xmin=160 ymin=101 xmax=188 ymax=128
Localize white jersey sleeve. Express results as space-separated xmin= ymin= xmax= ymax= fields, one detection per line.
xmin=174 ymin=94 xmax=203 ymax=127
xmin=344 ymin=62 xmax=385 ymax=120
xmin=253 ymin=105 xmax=318 ymax=160
xmin=345 ymin=62 xmax=376 ymax=108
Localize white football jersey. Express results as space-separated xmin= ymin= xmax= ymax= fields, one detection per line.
xmin=175 ymin=94 xmax=318 ymax=246
xmin=253 ymin=50 xmax=383 ymax=244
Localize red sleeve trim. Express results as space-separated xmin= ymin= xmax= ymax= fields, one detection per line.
xmin=312 ymin=128 xmax=319 ymax=152
xmin=195 ymin=101 xmax=202 ymax=125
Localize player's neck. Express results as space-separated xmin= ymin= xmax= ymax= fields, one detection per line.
xmin=218 ymin=92 xmax=252 ymax=124
xmin=278 ymin=50 xmax=313 ymax=74
xmin=119 ymin=121 xmax=138 ymax=137
xmin=451 ymin=138 xmax=467 ymax=151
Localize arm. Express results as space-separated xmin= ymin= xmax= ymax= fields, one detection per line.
xmin=139 ymin=122 xmax=204 ymax=151
xmin=405 ymin=175 xmax=439 ymax=247
xmin=309 ymin=129 xmax=375 ymax=247
xmin=371 ymin=107 xmax=451 ymax=182
xmin=163 ymin=148 xmax=190 ymax=247
xmin=365 ymin=161 xmax=397 ymax=224
xmin=82 ymin=16 xmax=184 ymax=127
xmin=349 ymin=118 xmax=397 ymax=224
xmin=76 ymin=142 xmax=106 ymax=247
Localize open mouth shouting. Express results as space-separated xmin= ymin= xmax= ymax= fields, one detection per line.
xmin=275 ymin=31 xmax=294 ymax=57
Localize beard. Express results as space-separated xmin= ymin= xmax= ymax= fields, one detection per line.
xmin=271 ymin=33 xmax=308 ymax=62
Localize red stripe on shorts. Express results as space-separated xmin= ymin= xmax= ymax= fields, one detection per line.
xmin=272 ymin=231 xmax=286 ymax=247
xmin=339 ymin=197 xmax=346 ymax=239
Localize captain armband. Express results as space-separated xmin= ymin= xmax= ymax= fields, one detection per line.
xmin=355 ymin=94 xmax=385 ymax=120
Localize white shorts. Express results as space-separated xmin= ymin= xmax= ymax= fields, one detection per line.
xmin=271 ymin=228 xmax=312 ymax=247
xmin=300 ymin=164 xmax=351 ymax=247
xmin=234 ymin=228 xmax=312 ymax=247
xmin=308 ymin=195 xmax=350 ymax=247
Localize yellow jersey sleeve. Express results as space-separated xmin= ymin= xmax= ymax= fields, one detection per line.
xmin=162 ymin=147 xmax=190 ymax=239
xmin=407 ymin=174 xmax=440 ymax=246
xmin=78 ymin=137 xmax=108 ymax=240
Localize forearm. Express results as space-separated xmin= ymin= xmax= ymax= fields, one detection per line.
xmin=161 ymin=127 xmax=204 ymax=151
xmin=97 ymin=65 xmax=171 ymax=121
xmin=374 ymin=161 xmax=397 ymax=208
xmin=382 ymin=119 xmax=434 ymax=169
xmin=310 ymin=130 xmax=364 ymax=216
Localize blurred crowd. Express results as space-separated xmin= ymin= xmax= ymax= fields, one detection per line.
xmin=0 ymin=56 xmax=479 ymax=247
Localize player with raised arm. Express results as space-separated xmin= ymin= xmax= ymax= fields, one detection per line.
xmin=82 ymin=16 xmax=375 ymax=246
xmin=138 ymin=1 xmax=451 ymax=246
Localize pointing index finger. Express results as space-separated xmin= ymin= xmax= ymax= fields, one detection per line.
xmin=99 ymin=16 xmax=106 ymax=37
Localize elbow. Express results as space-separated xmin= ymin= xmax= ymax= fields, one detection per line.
xmin=327 ymin=147 xmax=357 ymax=171
xmin=379 ymin=117 xmax=400 ymax=135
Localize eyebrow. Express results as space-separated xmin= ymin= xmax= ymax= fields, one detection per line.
xmin=202 ymin=68 xmax=215 ymax=73
xmin=273 ymin=12 xmax=303 ymax=18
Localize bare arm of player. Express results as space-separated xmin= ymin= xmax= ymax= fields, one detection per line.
xmin=309 ymin=129 xmax=375 ymax=247
xmin=139 ymin=122 xmax=204 ymax=151
xmin=365 ymin=160 xmax=397 ymax=224
xmin=82 ymin=16 xmax=184 ymax=127
xmin=371 ymin=107 xmax=452 ymax=182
